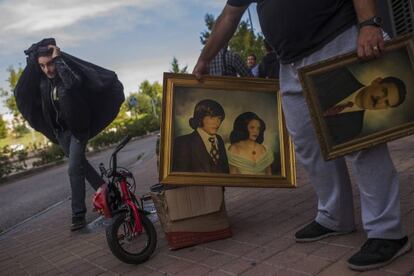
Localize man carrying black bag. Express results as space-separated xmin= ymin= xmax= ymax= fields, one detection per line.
xmin=15 ymin=38 xmax=125 ymax=231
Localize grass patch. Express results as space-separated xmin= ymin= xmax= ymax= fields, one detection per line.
xmin=0 ymin=131 xmax=47 ymax=148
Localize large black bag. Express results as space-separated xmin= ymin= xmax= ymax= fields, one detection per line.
xmin=14 ymin=38 xmax=125 ymax=143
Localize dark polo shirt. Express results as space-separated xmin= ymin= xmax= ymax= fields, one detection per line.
xmin=227 ymin=0 xmax=357 ymax=64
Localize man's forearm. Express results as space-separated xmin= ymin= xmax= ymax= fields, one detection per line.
xmin=352 ymin=0 xmax=383 ymax=59
xmin=352 ymin=0 xmax=377 ymax=22
xmin=197 ymin=4 xmax=247 ymax=64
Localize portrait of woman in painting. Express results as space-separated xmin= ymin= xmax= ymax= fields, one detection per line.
xmin=227 ymin=112 xmax=274 ymax=175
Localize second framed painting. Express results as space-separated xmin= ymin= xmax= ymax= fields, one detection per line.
xmin=160 ymin=73 xmax=296 ymax=188
xmin=299 ymin=34 xmax=414 ymax=160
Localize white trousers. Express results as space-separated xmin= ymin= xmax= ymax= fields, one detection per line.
xmin=279 ymin=26 xmax=403 ymax=239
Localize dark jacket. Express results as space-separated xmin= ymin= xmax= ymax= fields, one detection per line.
xmin=39 ymin=57 xmax=86 ymax=137
xmin=15 ymin=40 xmax=124 ymax=143
xmin=313 ymin=67 xmax=364 ymax=145
xmin=258 ymin=52 xmax=280 ymax=79
xmin=172 ymin=131 xmax=229 ymax=173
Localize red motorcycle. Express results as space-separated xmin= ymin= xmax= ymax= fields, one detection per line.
xmin=93 ymin=136 xmax=157 ymax=264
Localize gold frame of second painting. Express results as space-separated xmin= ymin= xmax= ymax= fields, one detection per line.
xmin=159 ymin=73 xmax=296 ymax=188
xmin=299 ymin=34 xmax=414 ymax=160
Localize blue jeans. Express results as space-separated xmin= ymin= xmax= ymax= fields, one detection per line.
xmin=56 ymin=130 xmax=103 ymax=218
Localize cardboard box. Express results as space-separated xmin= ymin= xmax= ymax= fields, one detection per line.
xmin=151 ymin=186 xmax=232 ymax=250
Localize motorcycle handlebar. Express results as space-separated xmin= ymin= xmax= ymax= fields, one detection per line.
xmin=111 ymin=135 xmax=131 ymax=174
xmin=114 ymin=135 xmax=131 ymax=153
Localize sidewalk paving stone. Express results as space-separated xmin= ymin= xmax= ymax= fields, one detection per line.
xmin=310 ymin=243 xmax=353 ymax=261
xmin=166 ymin=247 xmax=217 ymax=262
xmin=317 ymin=260 xmax=359 ymax=276
xmin=219 ymin=257 xmax=256 ymax=275
xmin=158 ymin=258 xmax=195 ymax=275
xmin=275 ymin=270 xmax=310 ymax=276
xmin=287 ymin=255 xmax=332 ymax=275
xmin=174 ymin=265 xmax=212 ymax=276
xmin=198 ymin=252 xmax=238 ymax=269
xmin=358 ymin=271 xmax=401 ymax=276
xmin=205 ymin=270 xmax=232 ymax=276
xmin=1 ymin=136 xmax=414 ymax=275
xmin=240 ymin=263 xmax=282 ymax=276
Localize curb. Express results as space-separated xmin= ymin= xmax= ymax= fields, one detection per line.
xmin=0 ymin=131 xmax=159 ymax=186
xmin=0 ymin=159 xmax=67 ymax=185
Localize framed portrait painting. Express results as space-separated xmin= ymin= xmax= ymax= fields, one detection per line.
xmin=299 ymin=34 xmax=414 ymax=160
xmin=159 ymin=73 xmax=296 ymax=188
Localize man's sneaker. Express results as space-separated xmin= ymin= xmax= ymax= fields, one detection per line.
xmin=71 ymin=216 xmax=86 ymax=231
xmin=295 ymin=221 xmax=352 ymax=242
xmin=348 ymin=236 xmax=412 ymax=271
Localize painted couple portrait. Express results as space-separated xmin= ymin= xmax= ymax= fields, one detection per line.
xmin=172 ymin=99 xmax=274 ymax=176
xmin=160 ymin=74 xmax=296 ymax=187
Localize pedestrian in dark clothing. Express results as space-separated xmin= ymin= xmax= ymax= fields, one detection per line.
xmin=15 ymin=38 xmax=125 ymax=231
xmin=258 ymin=40 xmax=279 ymax=79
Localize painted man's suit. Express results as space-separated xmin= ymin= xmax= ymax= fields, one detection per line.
xmin=313 ymin=67 xmax=364 ymax=144
xmin=172 ymin=131 xmax=229 ymax=173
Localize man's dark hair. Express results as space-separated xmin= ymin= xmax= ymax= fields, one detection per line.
xmin=37 ymin=47 xmax=54 ymax=58
xmin=381 ymin=76 xmax=407 ymax=107
xmin=25 ymin=38 xmax=56 ymax=59
xmin=189 ymin=99 xmax=225 ymax=129
xmin=230 ymin=112 xmax=266 ymax=144
xmin=247 ymin=53 xmax=257 ymax=60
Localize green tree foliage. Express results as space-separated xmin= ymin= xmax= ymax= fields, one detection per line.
xmin=199 ymin=13 xmax=265 ymax=62
xmin=140 ymin=80 xmax=162 ymax=98
xmin=0 ymin=66 xmax=29 ymax=138
xmin=111 ymin=80 xmax=162 ymax=129
xmin=125 ymin=92 xmax=151 ymax=116
xmin=1 ymin=67 xmax=23 ymax=116
xmin=139 ymin=80 xmax=162 ymax=117
xmin=90 ymin=80 xmax=162 ymax=150
xmin=0 ymin=145 xmax=28 ymax=178
xmin=200 ymin=13 xmax=216 ymax=45
xmin=170 ymin=57 xmax=188 ymax=74
xmin=32 ymin=144 xmax=65 ymax=167
xmin=0 ymin=115 xmax=7 ymax=139
xmin=229 ymin=21 xmax=265 ymax=62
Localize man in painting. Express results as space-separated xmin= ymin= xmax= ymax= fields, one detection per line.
xmin=173 ymin=99 xmax=229 ymax=173
xmin=192 ymin=0 xmax=411 ymax=271
xmin=314 ymin=67 xmax=407 ymax=144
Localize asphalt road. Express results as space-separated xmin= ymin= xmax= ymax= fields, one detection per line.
xmin=0 ymin=134 xmax=158 ymax=232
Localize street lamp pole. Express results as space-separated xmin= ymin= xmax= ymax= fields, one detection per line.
xmin=247 ymin=7 xmax=254 ymax=34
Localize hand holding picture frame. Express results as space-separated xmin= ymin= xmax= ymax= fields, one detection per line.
xmin=159 ymin=73 xmax=296 ymax=188
xmin=299 ymin=34 xmax=414 ymax=160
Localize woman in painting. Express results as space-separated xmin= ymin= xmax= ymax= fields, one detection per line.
xmin=227 ymin=112 xmax=273 ymax=175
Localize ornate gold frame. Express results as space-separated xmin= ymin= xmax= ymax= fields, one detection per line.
xmin=299 ymin=34 xmax=414 ymax=160
xmin=159 ymin=73 xmax=296 ymax=188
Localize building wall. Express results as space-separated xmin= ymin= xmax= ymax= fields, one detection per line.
xmin=378 ymin=0 xmax=414 ymax=37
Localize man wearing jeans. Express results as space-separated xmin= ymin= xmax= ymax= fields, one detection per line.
xmin=16 ymin=38 xmax=124 ymax=231
xmin=193 ymin=0 xmax=411 ymax=271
